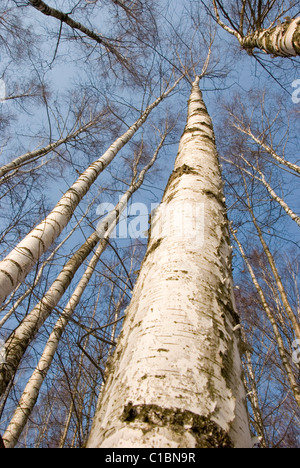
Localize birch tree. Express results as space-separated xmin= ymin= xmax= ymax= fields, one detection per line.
xmin=1 ymin=0 xmax=299 ymax=449
xmin=24 ymin=0 xmax=157 ymax=75
xmin=0 ymin=75 xmax=182 ymax=307
xmin=87 ymin=77 xmax=252 ymax=449
xmin=231 ymin=228 xmax=300 ymax=407
xmin=233 ymin=261 xmax=300 ymax=447
xmin=0 ymin=114 xmax=107 ymax=181
xmin=208 ymin=0 xmax=300 ymax=57
xmin=0 ymin=130 xmax=168 ymax=402
xmin=217 ymin=87 xmax=300 ymax=414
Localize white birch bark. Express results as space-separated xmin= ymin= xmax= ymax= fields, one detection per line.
xmin=0 ymin=205 xmax=91 ymax=329
xmin=2 ymin=242 xmax=105 ymax=448
xmin=252 ymin=170 xmax=300 ymax=228
xmin=222 ymin=156 xmax=300 ymax=229
xmin=0 ymin=119 xmax=97 ymax=180
xmin=232 ymin=124 xmax=300 ymax=176
xmin=0 ymin=76 xmax=182 ymax=307
xmin=87 ymin=78 xmax=252 ymax=449
xmin=212 ymin=2 xmax=300 ymax=58
xmin=0 ymin=231 xmax=100 ymax=398
xmin=243 ymin=185 xmax=300 ymax=342
xmin=0 ymin=134 xmax=165 ymax=401
xmin=243 ymin=351 xmax=267 ymax=448
xmin=231 ymin=229 xmax=300 ymax=407
xmin=241 ymin=18 xmax=300 ymax=57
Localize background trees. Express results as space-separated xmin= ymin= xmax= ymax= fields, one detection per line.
xmin=0 ymin=0 xmax=299 ymax=448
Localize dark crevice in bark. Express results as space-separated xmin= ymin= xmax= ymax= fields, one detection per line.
xmin=121 ymin=403 xmax=234 ymax=448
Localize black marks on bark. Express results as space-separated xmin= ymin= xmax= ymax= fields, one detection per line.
xmin=143 ymin=238 xmax=163 ymax=263
xmin=121 ymin=403 xmax=233 ymax=448
xmin=162 ymin=164 xmax=198 ymax=204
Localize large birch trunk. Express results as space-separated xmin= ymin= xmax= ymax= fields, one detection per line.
xmin=241 ymin=18 xmax=300 ymax=57
xmin=86 ymin=79 xmax=252 ymax=449
xmin=0 ymin=76 xmax=182 ymax=306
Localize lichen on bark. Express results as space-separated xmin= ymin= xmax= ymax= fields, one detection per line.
xmin=121 ymin=403 xmax=234 ymax=448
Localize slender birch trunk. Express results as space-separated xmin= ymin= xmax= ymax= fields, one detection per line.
xmin=0 ymin=134 xmax=165 ymax=405
xmin=59 ymin=289 xmax=101 ymax=449
xmin=0 ymin=118 xmax=98 ymax=180
xmin=231 ymin=229 xmax=300 ymax=407
xmin=87 ymin=78 xmax=252 ymax=449
xmin=232 ymin=124 xmax=300 ymax=176
xmin=0 ymin=76 xmax=182 ymax=307
xmin=2 ymin=243 xmax=105 ymax=448
xmin=254 ymin=171 xmax=300 ymax=227
xmin=243 ymin=351 xmax=267 ymax=448
xmin=222 ymin=156 xmax=300 ymax=228
xmin=241 ymin=18 xmax=300 ymax=57
xmin=243 ymin=184 xmax=300 ymax=342
xmin=0 ymin=204 xmax=92 ymax=329
xmin=0 ymin=232 xmax=100 ymax=398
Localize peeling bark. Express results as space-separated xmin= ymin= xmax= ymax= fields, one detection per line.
xmin=86 ymin=78 xmax=252 ymax=449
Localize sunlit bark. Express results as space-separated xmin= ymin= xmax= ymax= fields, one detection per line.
xmin=241 ymin=18 xmax=300 ymax=57
xmin=87 ymin=78 xmax=252 ymax=449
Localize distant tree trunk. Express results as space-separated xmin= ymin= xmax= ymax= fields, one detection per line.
xmin=231 ymin=228 xmax=300 ymax=408
xmin=0 ymin=206 xmax=91 ymax=330
xmin=2 ymin=241 xmax=105 ymax=448
xmin=243 ymin=350 xmax=267 ymax=448
xmin=0 ymin=118 xmax=98 ymax=180
xmin=0 ymin=75 xmax=182 ymax=307
xmin=223 ymin=155 xmax=300 ymax=229
xmin=232 ymin=123 xmax=300 ymax=176
xmin=0 ymin=132 xmax=166 ymax=415
xmin=244 ymin=186 xmax=300 ymax=342
xmin=86 ymin=78 xmax=252 ymax=449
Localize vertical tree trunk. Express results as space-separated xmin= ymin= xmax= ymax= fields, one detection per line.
xmin=86 ymin=78 xmax=252 ymax=449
